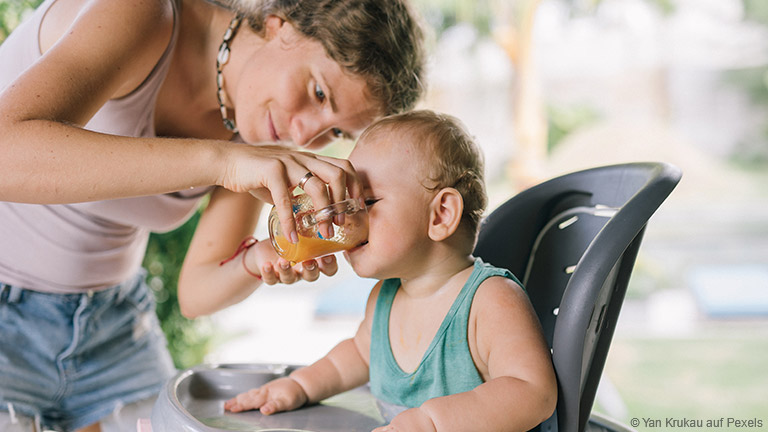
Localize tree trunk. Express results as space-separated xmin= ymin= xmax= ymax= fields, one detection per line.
xmin=494 ymin=0 xmax=547 ymax=190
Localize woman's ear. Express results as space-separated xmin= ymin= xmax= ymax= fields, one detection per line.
xmin=428 ymin=188 xmax=464 ymax=242
xmin=263 ymin=15 xmax=286 ymax=40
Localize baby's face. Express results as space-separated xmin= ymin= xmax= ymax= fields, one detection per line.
xmin=344 ymin=131 xmax=435 ymax=280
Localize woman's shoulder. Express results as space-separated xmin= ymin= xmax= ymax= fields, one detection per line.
xmin=38 ymin=0 xmax=176 ymax=99
xmin=40 ymin=0 xmax=175 ymax=52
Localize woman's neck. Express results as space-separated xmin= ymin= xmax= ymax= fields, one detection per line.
xmin=176 ymin=0 xmax=230 ymax=107
xmin=156 ymin=0 xmax=237 ymax=138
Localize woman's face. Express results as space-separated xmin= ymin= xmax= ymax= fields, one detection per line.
xmin=232 ymin=17 xmax=382 ymax=149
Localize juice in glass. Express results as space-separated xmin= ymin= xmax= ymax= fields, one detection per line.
xmin=268 ymin=194 xmax=368 ymax=264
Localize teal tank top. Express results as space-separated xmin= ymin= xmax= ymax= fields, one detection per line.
xmin=369 ymin=258 xmax=522 ymax=408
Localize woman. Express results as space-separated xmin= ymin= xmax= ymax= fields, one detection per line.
xmin=0 ymin=0 xmax=425 ymax=430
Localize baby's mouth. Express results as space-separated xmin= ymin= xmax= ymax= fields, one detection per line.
xmin=348 ymin=240 xmax=368 ymax=253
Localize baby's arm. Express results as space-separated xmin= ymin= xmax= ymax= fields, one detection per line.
xmin=224 ymin=281 xmax=382 ymax=415
xmin=376 ymin=277 xmax=557 ymax=432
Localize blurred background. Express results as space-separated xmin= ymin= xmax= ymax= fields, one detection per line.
xmin=2 ymin=0 xmax=767 ymax=429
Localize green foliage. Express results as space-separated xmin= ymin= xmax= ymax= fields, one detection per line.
xmin=562 ymin=0 xmax=675 ymax=17
xmin=546 ymin=103 xmax=602 ymax=153
xmin=143 ymin=210 xmax=216 ymax=369
xmin=742 ymin=0 xmax=768 ymax=25
xmin=606 ymin=336 xmax=768 ymax=425
xmin=0 ymin=0 xmax=42 ymax=41
xmin=725 ymin=67 xmax=768 ymax=105
xmin=413 ymin=0 xmax=493 ymax=36
xmin=722 ymin=4 xmax=768 ymax=169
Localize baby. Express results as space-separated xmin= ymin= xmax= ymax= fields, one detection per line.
xmin=225 ymin=110 xmax=557 ymax=431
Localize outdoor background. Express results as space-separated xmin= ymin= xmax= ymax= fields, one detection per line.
xmin=2 ymin=0 xmax=767 ymax=430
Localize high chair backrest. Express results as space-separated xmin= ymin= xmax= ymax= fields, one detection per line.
xmin=473 ymin=162 xmax=681 ymax=432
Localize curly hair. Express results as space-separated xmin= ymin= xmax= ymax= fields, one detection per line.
xmin=211 ymin=0 xmax=427 ymax=115
xmin=360 ymin=110 xmax=488 ymax=236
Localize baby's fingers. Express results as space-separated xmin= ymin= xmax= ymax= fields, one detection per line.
xmin=259 ymin=400 xmax=280 ymax=415
xmin=225 ymin=388 xmax=268 ymax=413
xmin=258 ymin=394 xmax=304 ymax=416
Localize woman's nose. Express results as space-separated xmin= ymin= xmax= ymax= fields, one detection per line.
xmin=290 ymin=116 xmax=333 ymax=148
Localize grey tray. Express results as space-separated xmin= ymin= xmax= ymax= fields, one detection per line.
xmin=141 ymin=363 xmax=636 ymax=432
xmin=147 ymin=363 xmax=402 ymax=432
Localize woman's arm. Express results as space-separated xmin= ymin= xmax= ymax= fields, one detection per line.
xmin=177 ymin=186 xmax=337 ymax=318
xmin=0 ymin=0 xmax=214 ymax=203
xmin=0 ymin=0 xmax=360 ymax=243
xmin=377 ymin=277 xmax=557 ymax=432
xmin=177 ymin=187 xmax=263 ymax=318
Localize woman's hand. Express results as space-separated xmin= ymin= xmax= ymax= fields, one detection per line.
xmin=247 ymin=239 xmax=339 ymax=285
xmin=224 ymin=377 xmax=308 ymax=415
xmin=218 ymin=144 xmax=362 ymax=244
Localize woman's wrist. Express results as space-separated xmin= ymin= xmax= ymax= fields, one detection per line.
xmin=219 ymin=236 xmax=262 ymax=279
xmin=203 ymin=138 xmax=237 ymax=189
xmin=241 ymin=240 xmax=262 ymax=279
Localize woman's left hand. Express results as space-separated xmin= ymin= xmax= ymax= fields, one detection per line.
xmin=249 ymin=240 xmax=338 ymax=285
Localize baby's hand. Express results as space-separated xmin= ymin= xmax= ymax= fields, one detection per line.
xmin=372 ymin=407 xmax=437 ymax=432
xmin=224 ymin=377 xmax=308 ymax=415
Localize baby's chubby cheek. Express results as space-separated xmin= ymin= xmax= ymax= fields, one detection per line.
xmin=342 ymin=250 xmax=370 ymax=278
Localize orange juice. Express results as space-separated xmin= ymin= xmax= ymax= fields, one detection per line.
xmin=268 ymin=194 xmax=368 ymax=264
xmin=272 ymin=233 xmax=356 ymax=264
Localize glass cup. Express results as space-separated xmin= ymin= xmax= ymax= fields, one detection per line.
xmin=268 ymin=194 xmax=369 ymax=264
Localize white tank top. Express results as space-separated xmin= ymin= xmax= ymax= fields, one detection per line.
xmin=0 ymin=0 xmax=213 ymax=293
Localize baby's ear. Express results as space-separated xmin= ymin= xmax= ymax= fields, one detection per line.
xmin=428 ymin=188 xmax=464 ymax=242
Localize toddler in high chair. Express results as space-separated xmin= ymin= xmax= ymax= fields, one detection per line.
xmin=225 ymin=110 xmax=557 ymax=431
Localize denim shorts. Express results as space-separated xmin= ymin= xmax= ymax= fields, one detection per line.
xmin=0 ymin=270 xmax=176 ymax=431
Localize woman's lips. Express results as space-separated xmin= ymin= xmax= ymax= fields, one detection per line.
xmin=268 ymin=112 xmax=280 ymax=141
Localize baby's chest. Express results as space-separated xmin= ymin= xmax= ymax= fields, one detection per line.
xmin=386 ymin=292 xmax=487 ymax=378
xmin=388 ymin=316 xmax=440 ymax=373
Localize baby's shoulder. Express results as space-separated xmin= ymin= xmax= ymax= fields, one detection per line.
xmin=472 ymin=274 xmax=530 ymax=315
xmin=477 ymin=273 xmax=525 ymax=296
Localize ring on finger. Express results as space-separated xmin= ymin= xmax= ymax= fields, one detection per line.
xmin=297 ymin=171 xmax=315 ymax=190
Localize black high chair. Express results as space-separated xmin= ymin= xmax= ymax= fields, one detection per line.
xmin=474 ymin=162 xmax=682 ymax=432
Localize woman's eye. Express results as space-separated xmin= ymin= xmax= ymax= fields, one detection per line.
xmin=364 ymin=198 xmax=381 ymax=208
xmin=315 ymin=83 xmax=326 ymax=102
xmin=332 ymin=128 xmax=343 ymax=138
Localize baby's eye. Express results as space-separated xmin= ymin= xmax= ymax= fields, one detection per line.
xmin=332 ymin=128 xmax=343 ymax=138
xmin=364 ymin=198 xmax=381 ymax=208
xmin=315 ymin=83 xmax=326 ymax=102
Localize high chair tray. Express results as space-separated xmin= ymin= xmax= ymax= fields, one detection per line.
xmin=148 ymin=363 xmax=396 ymax=432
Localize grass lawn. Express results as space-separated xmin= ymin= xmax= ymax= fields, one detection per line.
xmin=598 ymin=329 xmax=768 ymax=431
